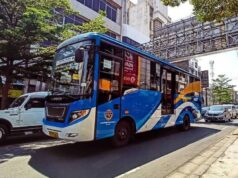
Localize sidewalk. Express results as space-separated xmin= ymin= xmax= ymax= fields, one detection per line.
xmin=167 ymin=128 xmax=238 ymax=178
xmin=116 ymin=127 xmax=238 ymax=178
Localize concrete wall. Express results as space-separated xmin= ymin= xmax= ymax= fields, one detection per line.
xmin=121 ymin=24 xmax=150 ymax=44
xmin=127 ymin=0 xmax=170 ymax=39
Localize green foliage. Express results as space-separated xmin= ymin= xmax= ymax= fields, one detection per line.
xmin=161 ymin=0 xmax=238 ymax=22
xmin=212 ymin=74 xmax=234 ymax=104
xmin=76 ymin=11 xmax=107 ymax=33
xmin=162 ymin=0 xmax=187 ymax=7
xmin=0 ymin=0 xmax=107 ymax=108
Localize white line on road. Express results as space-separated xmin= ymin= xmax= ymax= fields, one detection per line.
xmin=115 ymin=167 xmax=141 ymax=178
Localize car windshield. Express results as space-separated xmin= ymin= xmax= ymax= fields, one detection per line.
xmin=202 ymin=107 xmax=209 ymax=111
xmin=9 ymin=95 xmax=28 ymax=108
xmin=210 ymin=105 xmax=224 ymax=111
xmin=53 ymin=40 xmax=94 ymax=98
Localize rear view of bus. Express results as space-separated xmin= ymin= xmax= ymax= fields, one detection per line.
xmin=43 ymin=32 xmax=202 ymax=146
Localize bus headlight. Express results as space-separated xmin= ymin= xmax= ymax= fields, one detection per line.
xmin=69 ymin=109 xmax=90 ymax=123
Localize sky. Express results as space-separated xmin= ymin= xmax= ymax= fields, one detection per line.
xmin=168 ymin=2 xmax=238 ymax=90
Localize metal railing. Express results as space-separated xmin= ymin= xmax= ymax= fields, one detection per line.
xmin=140 ymin=16 xmax=238 ymax=62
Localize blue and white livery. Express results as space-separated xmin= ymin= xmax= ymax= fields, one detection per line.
xmin=42 ymin=33 xmax=202 ymax=146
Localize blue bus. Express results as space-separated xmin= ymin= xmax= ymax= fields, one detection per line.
xmin=43 ymin=32 xmax=202 ymax=146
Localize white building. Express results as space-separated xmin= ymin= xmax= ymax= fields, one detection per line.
xmin=124 ymin=0 xmax=171 ymax=39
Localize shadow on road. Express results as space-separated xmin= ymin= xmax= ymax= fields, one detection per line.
xmin=18 ymin=126 xmax=222 ymax=178
xmin=0 ymin=133 xmax=50 ymax=147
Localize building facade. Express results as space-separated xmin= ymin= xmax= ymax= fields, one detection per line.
xmin=125 ymin=0 xmax=171 ymax=39
xmin=68 ymin=0 xmax=123 ymax=39
xmin=173 ymin=59 xmax=201 ymax=78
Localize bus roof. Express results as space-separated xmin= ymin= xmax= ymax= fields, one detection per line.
xmin=57 ymin=32 xmax=199 ymax=78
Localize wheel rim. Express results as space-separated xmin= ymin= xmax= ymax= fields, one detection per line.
xmin=117 ymin=127 xmax=128 ymax=141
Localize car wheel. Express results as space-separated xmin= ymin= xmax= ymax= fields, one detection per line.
xmin=0 ymin=124 xmax=8 ymax=144
xmin=181 ymin=115 xmax=191 ymax=131
xmin=113 ymin=121 xmax=132 ymax=147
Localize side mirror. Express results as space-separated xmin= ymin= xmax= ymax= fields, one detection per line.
xmin=25 ymin=103 xmax=31 ymax=110
xmin=75 ymin=49 xmax=84 ymax=63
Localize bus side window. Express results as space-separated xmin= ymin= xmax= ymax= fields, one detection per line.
xmin=150 ymin=62 xmax=160 ymax=91
xmin=98 ymin=56 xmax=121 ymax=105
xmin=138 ymin=57 xmax=160 ymax=91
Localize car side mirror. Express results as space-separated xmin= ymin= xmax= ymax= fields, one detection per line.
xmin=75 ymin=49 xmax=84 ymax=63
xmin=25 ymin=103 xmax=31 ymax=110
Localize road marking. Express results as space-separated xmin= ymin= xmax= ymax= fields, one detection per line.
xmin=116 ymin=167 xmax=141 ymax=178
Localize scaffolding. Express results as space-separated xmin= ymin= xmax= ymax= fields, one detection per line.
xmin=140 ymin=16 xmax=238 ymax=61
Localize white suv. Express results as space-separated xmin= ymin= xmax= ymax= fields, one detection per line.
xmin=0 ymin=92 xmax=49 ymax=143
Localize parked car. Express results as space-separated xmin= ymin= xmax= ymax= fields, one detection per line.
xmin=223 ymin=104 xmax=237 ymax=119
xmin=201 ymin=106 xmax=210 ymax=118
xmin=234 ymin=105 xmax=238 ymax=118
xmin=204 ymin=105 xmax=231 ymax=122
xmin=0 ymin=92 xmax=49 ymax=143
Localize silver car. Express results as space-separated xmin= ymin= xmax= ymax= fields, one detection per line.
xmin=205 ymin=105 xmax=231 ymax=122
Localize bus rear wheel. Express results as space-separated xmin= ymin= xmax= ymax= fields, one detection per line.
xmin=181 ymin=115 xmax=191 ymax=131
xmin=113 ymin=121 xmax=132 ymax=147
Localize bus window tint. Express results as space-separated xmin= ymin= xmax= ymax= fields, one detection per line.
xmin=100 ymin=42 xmax=123 ymax=58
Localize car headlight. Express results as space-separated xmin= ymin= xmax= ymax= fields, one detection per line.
xmin=69 ymin=109 xmax=90 ymax=123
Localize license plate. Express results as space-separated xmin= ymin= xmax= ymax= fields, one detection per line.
xmin=49 ymin=131 xmax=59 ymax=138
xmin=24 ymin=131 xmax=33 ymax=135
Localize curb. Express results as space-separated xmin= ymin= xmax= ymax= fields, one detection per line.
xmin=167 ymin=128 xmax=238 ymax=178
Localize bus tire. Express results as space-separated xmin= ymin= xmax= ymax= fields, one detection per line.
xmin=113 ymin=120 xmax=132 ymax=147
xmin=181 ymin=115 xmax=191 ymax=131
xmin=0 ymin=124 xmax=8 ymax=144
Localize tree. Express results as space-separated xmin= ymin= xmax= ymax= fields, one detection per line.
xmin=0 ymin=0 xmax=107 ymax=109
xmin=211 ymin=74 xmax=234 ymax=104
xmin=161 ymin=0 xmax=238 ymax=21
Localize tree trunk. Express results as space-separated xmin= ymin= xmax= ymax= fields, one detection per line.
xmin=1 ymin=82 xmax=10 ymax=109
xmin=1 ymin=73 xmax=12 ymax=109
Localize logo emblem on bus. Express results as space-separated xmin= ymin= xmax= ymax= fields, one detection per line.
xmin=105 ymin=109 xmax=113 ymax=121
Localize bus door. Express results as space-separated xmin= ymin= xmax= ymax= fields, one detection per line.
xmin=96 ymin=53 xmax=122 ymax=139
xmin=161 ymin=69 xmax=174 ymax=115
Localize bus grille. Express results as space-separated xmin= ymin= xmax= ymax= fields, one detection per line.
xmin=46 ymin=106 xmax=67 ymax=123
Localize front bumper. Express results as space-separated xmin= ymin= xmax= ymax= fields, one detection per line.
xmin=205 ymin=116 xmax=225 ymax=121
xmin=42 ymin=108 xmax=96 ymax=142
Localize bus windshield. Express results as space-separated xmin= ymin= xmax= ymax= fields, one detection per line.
xmin=53 ymin=40 xmax=94 ymax=98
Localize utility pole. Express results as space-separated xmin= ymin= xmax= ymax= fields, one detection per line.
xmin=209 ymin=60 xmax=215 ymax=104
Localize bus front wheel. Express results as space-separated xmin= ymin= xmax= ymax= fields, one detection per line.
xmin=113 ymin=121 xmax=132 ymax=147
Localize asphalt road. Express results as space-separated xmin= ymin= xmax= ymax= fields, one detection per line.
xmin=0 ymin=120 xmax=237 ymax=178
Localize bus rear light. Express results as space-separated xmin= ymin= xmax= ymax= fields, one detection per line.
xmin=69 ymin=109 xmax=90 ymax=123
